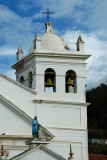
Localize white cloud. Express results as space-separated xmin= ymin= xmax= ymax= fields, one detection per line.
xmin=31 ymin=0 xmax=107 ymax=38
xmin=0 ymin=48 xmax=17 ymax=55
xmin=0 ymin=2 xmax=106 ymax=89
xmin=0 ymin=5 xmax=44 ymax=55
xmin=15 ymin=0 xmax=107 ymax=35
xmin=62 ymin=30 xmax=107 ymax=89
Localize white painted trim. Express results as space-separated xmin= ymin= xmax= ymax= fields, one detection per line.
xmin=12 ymin=51 xmax=90 ymax=69
xmin=33 ymin=99 xmax=90 ymax=106
xmin=26 ymin=140 xmax=51 ymax=145
xmin=9 ymin=144 xmax=66 ymax=160
xmin=0 ymin=135 xmax=32 ymax=139
xmin=36 ymin=60 xmax=87 ymax=66
xmin=46 ymin=126 xmax=88 ymax=131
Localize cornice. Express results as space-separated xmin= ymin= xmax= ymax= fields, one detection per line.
xmin=12 ymin=51 xmax=91 ymax=69
xmin=36 ymin=60 xmax=87 ymax=66
xmin=0 ymin=135 xmax=32 ymax=139
xmin=33 ymin=99 xmax=90 ymax=106
xmin=46 ymin=126 xmax=88 ymax=131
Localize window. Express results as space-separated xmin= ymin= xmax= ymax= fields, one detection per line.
xmin=28 ymin=71 xmax=33 ymax=88
xmin=44 ymin=68 xmax=56 ymax=92
xmin=19 ymin=76 xmax=24 ymax=84
xmin=65 ymin=70 xmax=77 ymax=93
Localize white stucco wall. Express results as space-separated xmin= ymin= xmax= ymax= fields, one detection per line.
xmin=47 ymin=129 xmax=88 ymax=160
xmin=35 ymin=102 xmax=87 ymax=129
xmin=35 ymin=55 xmax=86 ymax=103
xmin=0 ymin=101 xmax=32 ymax=135
xmin=14 ymin=52 xmax=87 ymax=104
xmin=0 ymin=74 xmax=36 ymax=118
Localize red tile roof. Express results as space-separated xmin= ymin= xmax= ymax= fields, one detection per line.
xmin=89 ymin=154 xmax=107 ymax=160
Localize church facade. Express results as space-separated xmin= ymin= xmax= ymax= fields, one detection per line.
xmin=0 ymin=21 xmax=90 ymax=160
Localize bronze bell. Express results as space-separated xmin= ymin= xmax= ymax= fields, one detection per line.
xmin=66 ymin=78 xmax=72 ymax=85
xmin=45 ymin=78 xmax=54 ymax=86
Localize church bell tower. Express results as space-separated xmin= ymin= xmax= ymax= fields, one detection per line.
xmin=12 ymin=20 xmax=90 ymax=160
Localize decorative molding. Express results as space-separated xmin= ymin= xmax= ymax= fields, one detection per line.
xmin=12 ymin=51 xmax=90 ymax=69
xmin=26 ymin=140 xmax=51 ymax=145
xmin=33 ymin=99 xmax=90 ymax=106
xmin=34 ymin=73 xmax=86 ymax=79
xmin=0 ymin=135 xmax=32 ymax=139
xmin=1 ymin=145 xmax=29 ymax=151
xmin=50 ymin=140 xmax=83 ymax=144
xmin=46 ymin=126 xmax=88 ymax=131
xmin=51 ymin=105 xmax=80 ymax=108
xmin=36 ymin=60 xmax=87 ymax=66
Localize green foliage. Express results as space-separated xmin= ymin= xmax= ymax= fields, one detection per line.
xmin=86 ymin=83 xmax=107 ymax=154
xmin=88 ymin=144 xmax=107 ymax=154
xmin=86 ymin=83 xmax=107 ymax=138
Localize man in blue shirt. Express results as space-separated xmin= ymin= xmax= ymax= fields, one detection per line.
xmin=32 ymin=116 xmax=39 ymax=138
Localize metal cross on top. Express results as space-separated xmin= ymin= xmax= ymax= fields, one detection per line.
xmin=43 ymin=7 xmax=54 ymax=22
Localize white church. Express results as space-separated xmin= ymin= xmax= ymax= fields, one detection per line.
xmin=0 ymin=20 xmax=90 ymax=160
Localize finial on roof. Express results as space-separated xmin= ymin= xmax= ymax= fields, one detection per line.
xmin=76 ymin=35 xmax=85 ymax=52
xmin=35 ymin=33 xmax=40 ymax=41
xmin=69 ymin=144 xmax=73 ymax=157
xmin=0 ymin=145 xmax=9 ymax=159
xmin=77 ymin=35 xmax=84 ymax=43
xmin=17 ymin=45 xmax=24 ymax=53
xmin=33 ymin=33 xmax=41 ymax=49
xmin=1 ymin=145 xmax=4 ymax=156
xmin=16 ymin=45 xmax=24 ymax=61
xmin=68 ymin=144 xmax=74 ymax=160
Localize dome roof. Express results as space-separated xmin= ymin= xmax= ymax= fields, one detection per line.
xmin=28 ymin=22 xmax=70 ymax=54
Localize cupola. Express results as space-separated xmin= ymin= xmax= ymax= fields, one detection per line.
xmin=28 ymin=21 xmax=70 ymax=54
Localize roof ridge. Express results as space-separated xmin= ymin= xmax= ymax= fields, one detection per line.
xmin=9 ymin=144 xmax=66 ymax=160
xmin=0 ymin=72 xmax=36 ymax=95
xmin=40 ymin=145 xmax=66 ymax=160
xmin=0 ymin=94 xmax=32 ymax=122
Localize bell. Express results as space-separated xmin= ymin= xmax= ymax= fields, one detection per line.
xmin=66 ymin=78 xmax=72 ymax=85
xmin=45 ymin=78 xmax=54 ymax=86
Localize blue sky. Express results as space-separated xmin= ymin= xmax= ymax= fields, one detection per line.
xmin=0 ymin=0 xmax=107 ymax=89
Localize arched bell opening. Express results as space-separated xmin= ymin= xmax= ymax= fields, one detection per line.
xmin=65 ymin=70 xmax=77 ymax=93
xmin=19 ymin=76 xmax=24 ymax=84
xmin=44 ymin=68 xmax=56 ymax=92
xmin=28 ymin=71 xmax=33 ymax=88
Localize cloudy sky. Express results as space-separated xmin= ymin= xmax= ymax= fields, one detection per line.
xmin=0 ymin=0 xmax=107 ymax=90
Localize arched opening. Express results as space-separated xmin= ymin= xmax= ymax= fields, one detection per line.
xmin=28 ymin=71 xmax=33 ymax=88
xmin=65 ymin=70 xmax=77 ymax=93
xmin=19 ymin=76 xmax=24 ymax=84
xmin=44 ymin=68 xmax=56 ymax=92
